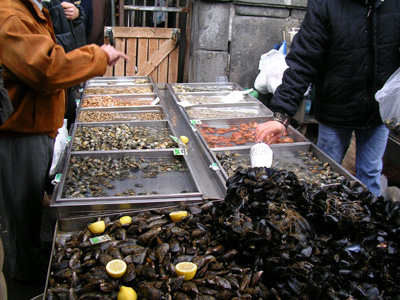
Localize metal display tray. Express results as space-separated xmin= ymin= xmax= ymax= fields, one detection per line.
xmin=212 ymin=143 xmax=359 ymax=185
xmin=85 ymin=76 xmax=154 ymax=85
xmin=76 ymin=106 xmax=166 ymax=123
xmin=183 ymin=102 xmax=273 ymax=120
xmin=79 ymin=94 xmax=159 ymax=108
xmin=169 ymin=82 xmax=243 ymax=93
xmin=83 ymin=83 xmax=158 ymax=95
xmin=172 ymin=92 xmax=259 ymax=105
xmin=51 ymin=150 xmax=203 ymax=210
xmin=195 ymin=117 xmax=309 ymax=150
xmin=68 ymin=120 xmax=178 ymax=152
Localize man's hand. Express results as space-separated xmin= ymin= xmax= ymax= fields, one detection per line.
xmin=100 ymin=44 xmax=130 ymax=66
xmin=61 ymin=2 xmax=79 ymax=20
xmin=254 ymin=121 xmax=287 ymax=145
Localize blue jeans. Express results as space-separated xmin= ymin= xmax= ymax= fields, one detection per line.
xmin=317 ymin=123 xmax=389 ymax=196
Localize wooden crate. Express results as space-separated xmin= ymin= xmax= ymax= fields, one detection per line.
xmin=104 ymin=27 xmax=179 ymax=83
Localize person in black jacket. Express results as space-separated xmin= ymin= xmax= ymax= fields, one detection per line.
xmin=255 ymin=0 xmax=398 ymax=196
xmin=43 ymin=0 xmax=87 ymax=130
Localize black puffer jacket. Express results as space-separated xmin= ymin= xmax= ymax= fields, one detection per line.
xmin=43 ymin=0 xmax=86 ymax=53
xmin=271 ymin=0 xmax=400 ymax=129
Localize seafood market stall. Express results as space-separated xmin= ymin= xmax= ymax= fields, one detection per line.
xmin=43 ymin=78 xmax=387 ymax=300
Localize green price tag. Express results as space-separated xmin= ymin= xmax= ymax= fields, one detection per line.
xmin=89 ymin=234 xmax=111 ymax=245
xmin=190 ymin=120 xmax=202 ymax=125
xmin=210 ymin=163 xmax=220 ymax=171
xmin=170 ymin=135 xmax=181 ymax=144
xmin=173 ymin=148 xmax=187 ymax=155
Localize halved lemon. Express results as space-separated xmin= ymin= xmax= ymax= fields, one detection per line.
xmin=180 ymin=135 xmax=189 ymax=144
xmin=169 ymin=211 xmax=188 ymax=222
xmin=106 ymin=259 xmax=127 ymax=278
xmin=119 ymin=216 xmax=132 ymax=225
xmin=88 ymin=220 xmax=105 ymax=234
xmin=117 ymin=286 xmax=137 ymax=300
xmin=175 ymin=262 xmax=197 ymax=280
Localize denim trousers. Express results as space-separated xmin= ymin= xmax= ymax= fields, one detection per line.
xmin=317 ymin=123 xmax=389 ymax=196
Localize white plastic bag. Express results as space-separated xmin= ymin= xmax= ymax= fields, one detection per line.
xmin=375 ymin=67 xmax=400 ymax=123
xmin=254 ymin=48 xmax=288 ymax=94
xmin=49 ymin=119 xmax=68 ymax=176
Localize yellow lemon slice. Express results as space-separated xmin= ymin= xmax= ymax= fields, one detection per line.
xmin=175 ymin=262 xmax=197 ymax=280
xmin=117 ymin=286 xmax=137 ymax=300
xmin=87 ymin=220 xmax=105 ymax=234
xmin=106 ymin=259 xmax=127 ymax=278
xmin=169 ymin=211 xmax=188 ymax=222
xmin=180 ymin=135 xmax=189 ymax=144
xmin=119 ymin=216 xmax=132 ymax=225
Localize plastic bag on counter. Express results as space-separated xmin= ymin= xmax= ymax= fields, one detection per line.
xmin=49 ymin=119 xmax=68 ymax=176
xmin=254 ymin=47 xmax=288 ymax=94
xmin=375 ymin=67 xmax=400 ymax=133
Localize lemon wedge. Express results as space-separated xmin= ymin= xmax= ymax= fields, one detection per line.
xmin=175 ymin=262 xmax=197 ymax=280
xmin=117 ymin=286 xmax=137 ymax=300
xmin=87 ymin=220 xmax=105 ymax=234
xmin=180 ymin=135 xmax=189 ymax=144
xmin=119 ymin=216 xmax=132 ymax=225
xmin=169 ymin=211 xmax=188 ymax=222
xmin=106 ymin=259 xmax=127 ymax=278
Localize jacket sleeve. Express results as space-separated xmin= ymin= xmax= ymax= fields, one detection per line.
xmin=270 ymin=0 xmax=329 ymax=117
xmin=0 ymin=14 xmax=108 ymax=95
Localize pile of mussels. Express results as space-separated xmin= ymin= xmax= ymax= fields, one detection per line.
xmin=46 ymin=167 xmax=400 ymax=300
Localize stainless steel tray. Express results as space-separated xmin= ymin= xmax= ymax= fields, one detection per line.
xmin=68 ymin=121 xmax=177 ymax=152
xmin=184 ymin=102 xmax=273 ymax=120
xmin=195 ymin=117 xmax=308 ymax=150
xmin=172 ymin=92 xmax=259 ymax=105
xmin=76 ymin=106 xmax=165 ymax=123
xmin=169 ymin=82 xmax=243 ymax=93
xmin=85 ymin=76 xmax=154 ymax=85
xmin=79 ymin=94 xmax=159 ymax=108
xmin=52 ymin=150 xmax=202 ymax=206
xmin=83 ymin=83 xmax=157 ymax=95
xmin=212 ymin=143 xmax=359 ymax=185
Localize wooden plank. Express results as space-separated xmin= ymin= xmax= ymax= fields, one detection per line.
xmin=126 ymin=38 xmax=137 ymax=76
xmin=114 ymin=37 xmax=126 ymax=76
xmin=137 ymin=38 xmax=176 ymax=76
xmin=137 ymin=38 xmax=148 ymax=72
xmin=158 ymin=41 xmax=169 ymax=83
xmin=110 ymin=27 xmax=175 ymax=39
xmin=168 ymin=45 xmax=179 ymax=83
xmin=148 ymin=38 xmax=159 ymax=82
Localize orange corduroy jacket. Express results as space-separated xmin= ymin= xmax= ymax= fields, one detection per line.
xmin=0 ymin=0 xmax=109 ymax=138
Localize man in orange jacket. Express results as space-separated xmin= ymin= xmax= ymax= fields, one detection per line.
xmin=0 ymin=0 xmax=128 ymax=281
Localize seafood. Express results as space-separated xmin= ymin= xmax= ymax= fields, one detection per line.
xmin=61 ymin=156 xmax=190 ymax=198
xmin=84 ymin=86 xmax=153 ymax=95
xmin=48 ymin=166 xmax=400 ymax=299
xmin=384 ymin=116 xmax=400 ymax=136
xmin=80 ymin=96 xmax=154 ymax=108
xmin=199 ymin=122 xmax=294 ymax=148
xmin=172 ymin=84 xmax=237 ymax=93
xmin=186 ymin=107 xmax=263 ymax=119
xmin=71 ymin=124 xmax=174 ymax=151
xmin=216 ymin=149 xmax=347 ymax=185
xmin=78 ymin=111 xmax=164 ymax=122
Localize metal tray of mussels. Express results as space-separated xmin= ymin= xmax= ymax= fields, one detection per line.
xmin=76 ymin=106 xmax=166 ymax=123
xmin=68 ymin=121 xmax=177 ymax=152
xmin=79 ymin=94 xmax=160 ymax=108
xmin=51 ymin=150 xmax=203 ymax=211
xmin=83 ymin=83 xmax=158 ymax=96
xmin=169 ymin=82 xmax=243 ymax=93
xmin=85 ymin=76 xmax=154 ymax=85
xmin=171 ymin=92 xmax=259 ymax=105
xmin=212 ymin=143 xmax=358 ymax=186
xmin=195 ymin=117 xmax=308 ymax=150
xmin=183 ymin=102 xmax=273 ymax=120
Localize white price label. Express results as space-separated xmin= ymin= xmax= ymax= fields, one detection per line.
xmin=190 ymin=120 xmax=202 ymax=125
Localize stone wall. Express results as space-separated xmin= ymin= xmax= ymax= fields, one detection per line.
xmin=188 ymin=0 xmax=307 ymax=88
